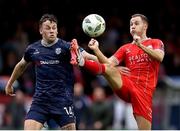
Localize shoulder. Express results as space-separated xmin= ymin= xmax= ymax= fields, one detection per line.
xmin=124 ymin=42 xmax=133 ymax=47
xmin=149 ymin=38 xmax=163 ymax=44
xmin=25 ymin=40 xmax=41 ymax=51
xmin=58 ymin=38 xmax=69 ymax=44
xmin=114 ymin=43 xmax=132 ymax=54
xmin=26 ymin=40 xmax=41 ymax=49
xmin=147 ymin=38 xmax=164 ymax=51
xmin=119 ymin=42 xmax=132 ymax=49
xmin=57 ymin=38 xmax=71 ymax=48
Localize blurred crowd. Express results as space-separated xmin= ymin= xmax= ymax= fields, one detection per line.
xmin=0 ymin=0 xmax=180 ymax=129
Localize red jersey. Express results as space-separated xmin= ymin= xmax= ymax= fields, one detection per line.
xmin=113 ymin=39 xmax=164 ymax=97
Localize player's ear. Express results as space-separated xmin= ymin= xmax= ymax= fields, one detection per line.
xmin=39 ymin=27 xmax=43 ymax=35
xmin=143 ymin=23 xmax=148 ymax=31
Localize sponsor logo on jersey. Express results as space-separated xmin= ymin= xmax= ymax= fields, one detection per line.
xmin=40 ymin=60 xmax=60 ymax=65
xmin=129 ymin=53 xmax=152 ymax=64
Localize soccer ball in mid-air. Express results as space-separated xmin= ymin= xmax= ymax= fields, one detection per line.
xmin=82 ymin=14 xmax=106 ymax=37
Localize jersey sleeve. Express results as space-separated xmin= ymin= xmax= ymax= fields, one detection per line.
xmin=65 ymin=41 xmax=71 ymax=50
xmin=152 ymin=39 xmax=164 ymax=52
xmin=23 ymin=45 xmax=32 ymax=62
xmin=113 ymin=45 xmax=126 ymax=64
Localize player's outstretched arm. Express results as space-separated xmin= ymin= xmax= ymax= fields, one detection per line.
xmin=88 ymin=38 xmax=112 ymax=64
xmin=5 ymin=57 xmax=29 ymax=96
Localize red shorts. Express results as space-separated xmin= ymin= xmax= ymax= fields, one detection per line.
xmin=114 ymin=74 xmax=153 ymax=123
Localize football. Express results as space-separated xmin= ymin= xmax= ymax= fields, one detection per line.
xmin=82 ymin=14 xmax=106 ymax=37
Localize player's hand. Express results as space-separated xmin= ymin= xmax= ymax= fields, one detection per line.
xmin=5 ymin=84 xmax=15 ymax=96
xmin=133 ymin=34 xmax=141 ymax=46
xmin=88 ymin=38 xmax=99 ymax=51
xmin=117 ymin=66 xmax=130 ymax=76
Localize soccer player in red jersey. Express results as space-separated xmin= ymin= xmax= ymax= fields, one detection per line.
xmin=71 ymin=14 xmax=165 ymax=129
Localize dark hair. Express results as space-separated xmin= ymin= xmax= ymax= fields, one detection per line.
xmin=131 ymin=14 xmax=149 ymax=25
xmin=39 ymin=14 xmax=58 ymax=26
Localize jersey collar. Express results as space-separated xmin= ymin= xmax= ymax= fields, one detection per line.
xmin=41 ymin=38 xmax=59 ymax=47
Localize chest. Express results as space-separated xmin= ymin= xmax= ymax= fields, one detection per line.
xmin=31 ymin=46 xmax=70 ymax=62
xmin=125 ymin=44 xmax=153 ymax=64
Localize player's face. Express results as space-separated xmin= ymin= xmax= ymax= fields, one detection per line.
xmin=40 ymin=20 xmax=58 ymax=43
xmin=130 ymin=16 xmax=147 ymax=36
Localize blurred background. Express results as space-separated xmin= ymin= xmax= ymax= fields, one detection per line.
xmin=0 ymin=0 xmax=180 ymax=130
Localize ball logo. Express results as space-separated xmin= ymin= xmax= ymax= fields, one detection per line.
xmin=55 ymin=48 xmax=61 ymax=55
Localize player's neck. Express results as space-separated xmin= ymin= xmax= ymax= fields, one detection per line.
xmin=41 ymin=38 xmax=58 ymax=47
xmin=132 ymin=36 xmax=150 ymax=44
xmin=141 ymin=36 xmax=150 ymax=42
xmin=141 ymin=34 xmax=149 ymax=42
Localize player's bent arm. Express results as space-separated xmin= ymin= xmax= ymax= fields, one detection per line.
xmin=82 ymin=50 xmax=119 ymax=67
xmin=138 ymin=44 xmax=164 ymax=62
xmin=88 ymin=38 xmax=110 ymax=64
xmin=6 ymin=57 xmax=30 ymax=88
xmin=92 ymin=48 xmax=119 ymax=66
xmin=93 ymin=48 xmax=111 ymax=64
